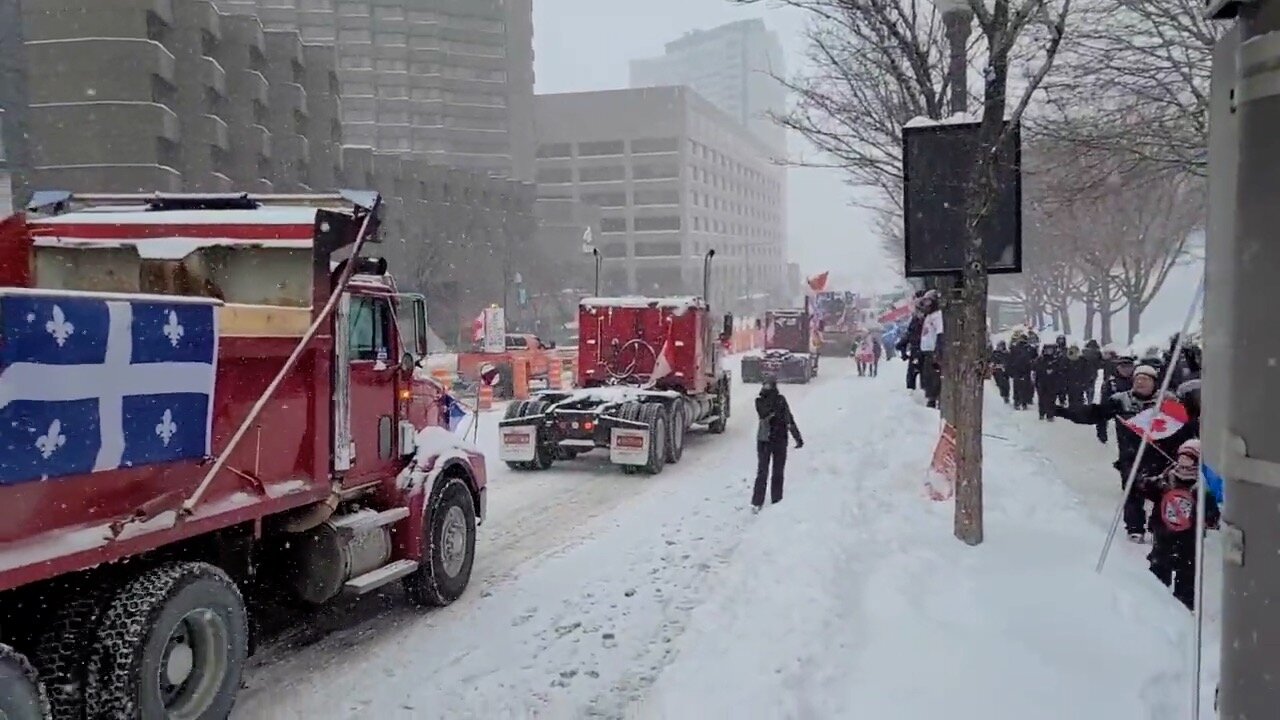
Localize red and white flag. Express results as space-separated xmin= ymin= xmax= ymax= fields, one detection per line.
xmin=806 ymin=272 xmax=829 ymax=294
xmin=650 ymin=324 xmax=677 ymax=384
xmin=1122 ymin=397 xmax=1190 ymax=441
xmin=471 ymin=311 xmax=485 ymax=344
xmin=878 ymin=298 xmax=913 ymax=325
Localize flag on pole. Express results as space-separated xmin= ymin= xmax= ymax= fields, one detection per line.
xmin=471 ymin=311 xmax=485 ymax=345
xmin=1121 ymin=397 xmax=1190 ymax=442
xmin=806 ymin=272 xmax=829 ymax=294
xmin=442 ymin=392 xmax=475 ymax=438
xmin=649 ymin=324 xmax=677 ymax=385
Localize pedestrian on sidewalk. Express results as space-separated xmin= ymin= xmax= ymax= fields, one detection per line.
xmin=753 ymin=377 xmax=803 ymax=513
xmin=1143 ymin=439 xmax=1219 ymax=611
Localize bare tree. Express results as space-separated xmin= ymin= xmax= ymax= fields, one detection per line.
xmin=1103 ymin=169 xmax=1201 ymax=341
xmin=1038 ymin=0 xmax=1221 ymax=177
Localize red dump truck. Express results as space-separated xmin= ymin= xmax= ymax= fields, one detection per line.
xmin=497 ymin=251 xmax=732 ymax=475
xmin=740 ymin=299 xmax=820 ymax=384
xmin=0 ymin=191 xmax=487 ymax=718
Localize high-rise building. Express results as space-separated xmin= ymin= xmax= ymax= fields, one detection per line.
xmin=630 ymin=19 xmax=787 ymax=154
xmin=212 ymin=0 xmax=535 ymax=181
xmin=0 ymin=109 xmax=11 ymax=212
xmin=534 ymin=87 xmax=786 ymax=312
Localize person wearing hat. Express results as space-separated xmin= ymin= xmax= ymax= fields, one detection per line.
xmin=1007 ymin=330 xmax=1036 ymax=410
xmin=1095 ymin=354 xmax=1136 ymax=444
xmin=1055 ymin=362 xmax=1199 ymax=542
xmin=753 ymin=377 xmax=804 ymax=513
xmin=1141 ymin=438 xmax=1219 ymax=610
xmin=990 ymin=340 xmax=1011 ymax=404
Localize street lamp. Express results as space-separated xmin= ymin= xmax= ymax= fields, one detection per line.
xmin=933 ymin=0 xmax=974 ymax=115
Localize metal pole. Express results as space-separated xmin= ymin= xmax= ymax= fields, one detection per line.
xmin=1192 ymin=455 xmax=1208 ymax=720
xmin=1095 ymin=274 xmax=1204 ymax=573
xmin=1214 ymin=2 xmax=1280 ymax=715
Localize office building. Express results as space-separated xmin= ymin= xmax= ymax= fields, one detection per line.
xmin=535 ymin=87 xmax=786 ymax=312
xmin=212 ymin=0 xmax=536 ymax=181
xmin=0 ymin=110 xmax=11 ymax=212
xmin=631 ymin=19 xmax=787 ymax=153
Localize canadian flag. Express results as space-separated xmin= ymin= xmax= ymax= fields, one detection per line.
xmin=806 ymin=272 xmax=830 ymax=294
xmin=649 ymin=325 xmax=677 ymax=385
xmin=471 ymin=311 xmax=485 ymax=344
xmin=1122 ymin=397 xmax=1190 ymax=441
xmin=878 ymin=299 xmax=913 ymax=325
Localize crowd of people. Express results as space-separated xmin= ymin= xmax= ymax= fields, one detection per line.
xmin=892 ymin=289 xmax=1214 ymax=612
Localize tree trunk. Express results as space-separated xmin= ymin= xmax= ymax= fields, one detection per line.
xmin=1099 ymin=276 xmax=1114 ymax=345
xmin=953 ymin=268 xmax=987 ymax=546
xmin=1084 ymin=280 xmax=1097 ymax=339
xmin=1127 ymin=300 xmax=1142 ymax=343
xmin=1058 ymin=300 xmax=1072 ymax=336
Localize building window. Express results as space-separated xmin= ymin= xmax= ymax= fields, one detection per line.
xmin=376 ymin=59 xmax=407 ymax=72
xmin=631 ymin=137 xmax=679 ymax=154
xmin=578 ymin=140 xmax=625 ymax=157
xmin=579 ymin=165 xmax=625 ymax=182
xmin=373 ymin=5 xmax=404 ymax=20
xmin=378 ymin=84 xmax=407 ymax=98
xmin=599 ymin=243 xmax=628 ymax=258
xmin=535 ymin=167 xmax=572 ymax=184
xmin=537 ymin=143 xmax=572 ymax=159
xmin=340 ymin=54 xmax=372 ymax=69
xmin=633 ymin=163 xmax=680 ymax=180
xmin=635 ymin=216 xmax=681 ymax=232
xmin=580 ymin=192 xmax=627 ymax=208
xmin=339 ymin=28 xmax=371 ymax=43
xmin=600 ymin=217 xmax=628 ymax=233
xmin=379 ymin=32 xmax=408 ymax=46
xmin=634 ymin=241 xmax=683 ymax=257
xmin=634 ymin=189 xmax=680 ymax=206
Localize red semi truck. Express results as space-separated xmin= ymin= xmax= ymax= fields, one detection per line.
xmin=497 ymin=252 xmax=732 ymax=475
xmin=0 ymin=192 xmax=487 ymax=718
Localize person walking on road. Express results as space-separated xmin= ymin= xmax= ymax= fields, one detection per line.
xmin=753 ymin=377 xmax=803 ymax=513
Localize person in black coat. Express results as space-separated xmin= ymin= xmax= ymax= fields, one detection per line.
xmin=1143 ymin=439 xmax=1218 ymax=610
xmin=1064 ymin=344 xmax=1091 ymax=408
xmin=1082 ymin=339 xmax=1104 ymax=400
xmin=1095 ymin=354 xmax=1135 ymax=443
xmin=1055 ymin=364 xmax=1200 ymax=540
xmin=896 ymin=309 xmax=925 ymax=390
xmin=990 ymin=340 xmax=1011 ymax=403
xmin=753 ymin=378 xmax=803 ymax=512
xmin=1007 ymin=332 xmax=1036 ymax=410
xmin=1034 ymin=344 xmax=1066 ymax=420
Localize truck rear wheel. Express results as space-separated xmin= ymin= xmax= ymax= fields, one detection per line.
xmin=0 ymin=644 xmax=49 ymax=720
xmin=665 ymin=402 xmax=686 ymax=464
xmin=86 ymin=562 xmax=248 ymax=720
xmin=708 ymin=382 xmax=729 ymax=434
xmin=524 ymin=400 xmax=555 ymax=471
xmin=639 ymin=404 xmax=667 ymax=475
xmin=33 ymin=585 xmax=115 ymax=719
xmin=404 ymin=475 xmax=477 ymax=607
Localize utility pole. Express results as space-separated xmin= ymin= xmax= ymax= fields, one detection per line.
xmin=1205 ymin=0 xmax=1280 ymax=715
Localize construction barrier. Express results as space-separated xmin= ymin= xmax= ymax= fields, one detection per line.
xmin=478 ymin=384 xmax=494 ymax=411
xmin=513 ymin=357 xmax=530 ymax=400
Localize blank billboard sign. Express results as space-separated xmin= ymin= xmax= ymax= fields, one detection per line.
xmin=902 ymin=120 xmax=1022 ymax=277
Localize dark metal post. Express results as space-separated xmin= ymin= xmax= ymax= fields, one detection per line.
xmin=1207 ymin=2 xmax=1280 ymax=716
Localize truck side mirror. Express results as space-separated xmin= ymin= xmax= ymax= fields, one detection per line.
xmin=413 ymin=297 xmax=428 ymax=356
xmin=400 ymin=351 xmax=415 ymax=374
xmin=722 ymin=313 xmax=734 ymax=340
xmin=755 ymin=318 xmax=762 ymax=330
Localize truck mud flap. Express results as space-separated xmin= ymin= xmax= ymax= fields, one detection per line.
xmin=498 ymin=424 xmax=539 ymax=463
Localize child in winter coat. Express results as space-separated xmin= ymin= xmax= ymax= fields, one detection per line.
xmin=1143 ymin=439 xmax=1219 ymax=611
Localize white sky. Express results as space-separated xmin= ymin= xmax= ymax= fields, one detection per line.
xmin=532 ymin=0 xmax=896 ymax=294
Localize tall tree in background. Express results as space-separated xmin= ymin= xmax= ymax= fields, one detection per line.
xmin=1040 ymin=0 xmax=1220 ymax=177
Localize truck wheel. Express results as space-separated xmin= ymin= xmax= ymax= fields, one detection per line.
xmin=665 ymin=403 xmax=686 ymax=464
xmin=0 ymin=644 xmax=49 ymax=720
xmin=86 ymin=562 xmax=248 ymax=720
xmin=404 ymin=476 xmax=477 ymax=607
xmin=708 ymin=383 xmax=729 ymax=434
xmin=524 ymin=400 xmax=555 ymax=471
xmin=33 ymin=586 xmax=114 ymax=718
xmin=640 ymin=404 xmax=667 ymax=475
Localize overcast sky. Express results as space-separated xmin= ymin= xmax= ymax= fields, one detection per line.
xmin=532 ymin=0 xmax=896 ymax=293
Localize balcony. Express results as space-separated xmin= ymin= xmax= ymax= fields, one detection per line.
xmin=200 ymin=55 xmax=226 ymax=97
xmin=197 ymin=113 xmax=229 ymax=150
xmin=241 ymin=69 xmax=269 ymax=106
xmin=277 ymin=82 xmax=309 ymax=118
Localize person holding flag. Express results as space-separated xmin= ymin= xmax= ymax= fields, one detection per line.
xmin=1054 ymin=364 xmax=1199 ymax=542
xmin=1140 ymin=439 xmax=1219 ymax=611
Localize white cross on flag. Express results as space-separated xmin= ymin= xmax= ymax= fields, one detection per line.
xmin=1121 ymin=397 xmax=1190 ymax=441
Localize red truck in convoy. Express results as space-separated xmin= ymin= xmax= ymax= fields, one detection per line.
xmin=0 ymin=191 xmax=487 ymax=719
xmin=498 ymin=252 xmax=732 ymax=475
xmin=740 ymin=299 xmax=820 ymax=384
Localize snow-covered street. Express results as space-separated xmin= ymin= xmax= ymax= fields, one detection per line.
xmin=234 ymin=358 xmax=1212 ymax=719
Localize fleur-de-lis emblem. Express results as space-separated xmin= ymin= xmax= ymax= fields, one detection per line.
xmin=36 ymin=419 xmax=66 ymax=459
xmin=155 ymin=409 xmax=177 ymax=447
xmin=163 ymin=310 xmax=184 ymax=347
xmin=45 ymin=305 xmax=74 ymax=347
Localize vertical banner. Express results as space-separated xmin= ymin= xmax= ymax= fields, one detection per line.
xmin=925 ymin=421 xmax=957 ymax=501
xmin=482 ymin=307 xmax=506 ymax=354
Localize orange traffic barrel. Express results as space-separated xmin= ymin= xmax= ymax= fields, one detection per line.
xmin=478 ymin=384 xmax=494 ymax=411
xmin=513 ymin=357 xmax=530 ymax=400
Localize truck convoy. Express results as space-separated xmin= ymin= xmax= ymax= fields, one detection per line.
xmin=813 ymin=290 xmax=863 ymax=356
xmin=740 ymin=300 xmax=820 ymax=384
xmin=0 ymin=191 xmax=487 ymax=719
xmin=497 ymin=251 xmax=732 ymax=476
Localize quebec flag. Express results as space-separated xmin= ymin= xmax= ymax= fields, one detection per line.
xmin=442 ymin=392 xmax=474 ymax=439
xmin=0 ymin=290 xmax=219 ymax=486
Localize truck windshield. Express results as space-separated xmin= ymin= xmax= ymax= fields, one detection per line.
xmin=349 ymin=296 xmax=392 ymax=361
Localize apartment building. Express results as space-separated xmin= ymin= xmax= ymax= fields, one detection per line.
xmin=0 ymin=110 xmax=11 ymax=212
xmin=3 ymin=0 xmax=343 ymax=195
xmin=534 ymin=87 xmax=787 ymax=312
xmin=631 ymin=19 xmax=788 ymax=153
xmin=212 ymin=0 xmax=536 ymax=181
